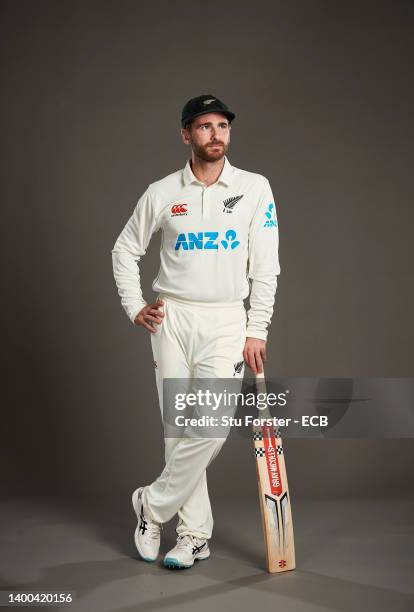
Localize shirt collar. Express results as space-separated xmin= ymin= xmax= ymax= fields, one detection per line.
xmin=182 ymin=155 xmax=234 ymax=187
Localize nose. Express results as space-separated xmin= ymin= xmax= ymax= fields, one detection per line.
xmin=211 ymin=129 xmax=221 ymax=142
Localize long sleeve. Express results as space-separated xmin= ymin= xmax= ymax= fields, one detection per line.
xmin=246 ymin=178 xmax=281 ymax=340
xmin=111 ymin=186 xmax=158 ymax=324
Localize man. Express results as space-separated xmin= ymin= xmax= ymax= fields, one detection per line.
xmin=111 ymin=94 xmax=280 ymax=569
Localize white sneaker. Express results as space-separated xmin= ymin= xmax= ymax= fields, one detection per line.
xmin=164 ymin=534 xmax=210 ymax=569
xmin=132 ymin=487 xmax=161 ymax=562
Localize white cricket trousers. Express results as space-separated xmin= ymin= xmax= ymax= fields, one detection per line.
xmin=142 ymin=293 xmax=246 ymax=539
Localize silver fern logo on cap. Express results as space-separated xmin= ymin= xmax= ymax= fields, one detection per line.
xmin=203 ymin=98 xmax=216 ymax=105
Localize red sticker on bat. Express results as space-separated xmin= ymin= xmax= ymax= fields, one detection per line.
xmin=263 ymin=425 xmax=282 ymax=496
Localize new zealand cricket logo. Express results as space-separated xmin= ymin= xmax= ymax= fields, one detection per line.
xmin=223 ymin=195 xmax=244 ymax=213
xmin=233 ymin=360 xmax=244 ymax=376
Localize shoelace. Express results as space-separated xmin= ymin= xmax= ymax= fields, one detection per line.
xmin=176 ymin=535 xmax=196 ymax=549
xmin=139 ymin=496 xmax=162 ymax=540
xmin=147 ymin=520 xmax=162 ymax=540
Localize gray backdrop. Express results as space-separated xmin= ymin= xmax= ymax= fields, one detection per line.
xmin=2 ymin=0 xmax=413 ymax=502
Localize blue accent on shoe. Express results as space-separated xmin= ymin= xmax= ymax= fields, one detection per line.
xmin=164 ymin=557 xmax=192 ymax=569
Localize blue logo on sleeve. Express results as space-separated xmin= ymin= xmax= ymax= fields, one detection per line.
xmin=174 ymin=230 xmax=240 ymax=250
xmin=264 ymin=203 xmax=277 ymax=228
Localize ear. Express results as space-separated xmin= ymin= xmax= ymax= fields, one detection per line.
xmin=181 ymin=127 xmax=191 ymax=145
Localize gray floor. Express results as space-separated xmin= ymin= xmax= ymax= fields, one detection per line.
xmin=1 ymin=496 xmax=413 ymax=611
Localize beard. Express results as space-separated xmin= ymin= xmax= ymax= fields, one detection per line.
xmin=191 ymin=139 xmax=229 ymax=162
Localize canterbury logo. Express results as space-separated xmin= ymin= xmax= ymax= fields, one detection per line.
xmin=223 ymin=195 xmax=243 ymax=213
xmin=171 ymin=204 xmax=188 ymax=216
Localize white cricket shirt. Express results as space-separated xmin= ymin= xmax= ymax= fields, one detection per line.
xmin=111 ymin=156 xmax=281 ymax=340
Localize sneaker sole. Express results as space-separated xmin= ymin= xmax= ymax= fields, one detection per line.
xmin=163 ymin=552 xmax=210 ymax=569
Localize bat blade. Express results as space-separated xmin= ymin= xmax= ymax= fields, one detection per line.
xmin=253 ymin=371 xmax=295 ymax=573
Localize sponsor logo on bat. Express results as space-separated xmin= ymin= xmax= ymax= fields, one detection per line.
xmin=263 ymin=425 xmax=283 ymax=496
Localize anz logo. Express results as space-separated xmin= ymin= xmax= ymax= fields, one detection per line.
xmin=264 ymin=203 xmax=277 ymax=228
xmin=175 ymin=229 xmax=240 ymax=251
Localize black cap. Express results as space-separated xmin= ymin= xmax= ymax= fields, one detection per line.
xmin=181 ymin=94 xmax=236 ymax=128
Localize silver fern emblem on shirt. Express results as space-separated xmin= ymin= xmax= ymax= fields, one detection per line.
xmin=223 ymin=194 xmax=244 ymax=213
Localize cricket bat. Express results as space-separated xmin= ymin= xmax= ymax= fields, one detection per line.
xmin=253 ymin=370 xmax=295 ymax=573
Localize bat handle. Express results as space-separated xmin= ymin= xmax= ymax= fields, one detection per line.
xmin=255 ymin=370 xmax=265 ymax=380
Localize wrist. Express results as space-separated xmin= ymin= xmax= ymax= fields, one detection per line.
xmin=246 ymin=328 xmax=268 ymax=341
